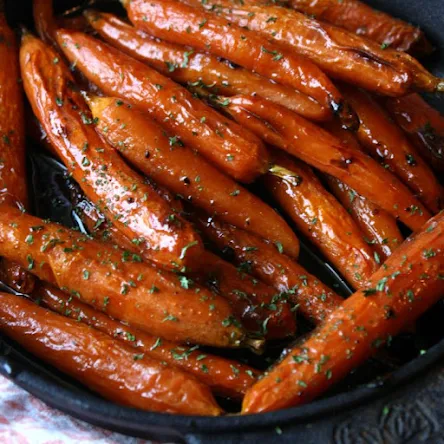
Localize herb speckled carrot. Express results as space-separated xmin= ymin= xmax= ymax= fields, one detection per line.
xmin=33 ymin=283 xmax=260 ymax=399
xmin=0 ymin=292 xmax=222 ymax=415
xmin=242 ymin=212 xmax=444 ymax=413
xmin=21 ymin=32 xmax=203 ymax=271
xmin=0 ymin=205 xmax=245 ymax=347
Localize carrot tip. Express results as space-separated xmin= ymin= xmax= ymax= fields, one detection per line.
xmin=436 ymin=81 xmax=444 ymax=92
xmin=245 ymin=337 xmax=266 ymax=355
xmin=268 ymin=164 xmax=303 ymax=187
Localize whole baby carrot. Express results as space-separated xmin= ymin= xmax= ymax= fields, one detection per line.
xmin=0 ymin=205 xmax=245 ymax=348
xmin=192 ymin=213 xmax=344 ymax=325
xmin=0 ymin=12 xmax=35 ymax=294
xmin=84 ymin=10 xmax=329 ymax=122
xmin=122 ymin=0 xmax=358 ymax=129
xmin=33 ymin=283 xmax=260 ymax=399
xmin=0 ymin=292 xmax=222 ymax=415
xmin=56 ymin=28 xmax=269 ymax=184
xmin=263 ymin=150 xmax=378 ymax=289
xmin=243 ymin=211 xmax=444 ymax=413
xmin=20 ymin=32 xmax=203 ymax=271
xmin=222 ymin=95 xmax=431 ymax=232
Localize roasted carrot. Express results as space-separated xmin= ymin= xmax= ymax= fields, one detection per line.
xmin=191 ymin=252 xmax=297 ymax=339
xmin=72 ymin=190 xmax=296 ymax=340
xmin=33 ymin=283 xmax=260 ymax=399
xmin=0 ymin=292 xmax=222 ymax=415
xmin=122 ymin=0 xmax=358 ymax=129
xmin=192 ymin=213 xmax=344 ymax=325
xmin=326 ymin=178 xmax=402 ymax=262
xmin=384 ymin=94 xmax=444 ymax=175
xmin=21 ymin=32 xmax=204 ymax=271
xmin=287 ymin=0 xmax=433 ymax=55
xmin=189 ymin=0 xmax=443 ymax=95
xmin=263 ymin=150 xmax=378 ymax=289
xmin=242 ymin=211 xmax=444 ymax=413
xmin=0 ymin=13 xmax=35 ymax=294
xmin=84 ymin=10 xmax=328 ymax=122
xmin=339 ymin=84 xmax=443 ymax=214
xmin=0 ymin=205 xmax=245 ymax=348
xmin=222 ymin=95 xmax=431 ymax=232
xmin=323 ymin=120 xmax=404 ymax=261
xmin=86 ymin=94 xmax=300 ymax=258
xmin=55 ymin=29 xmax=269 ymax=184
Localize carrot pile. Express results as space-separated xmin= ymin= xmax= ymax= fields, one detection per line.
xmin=0 ymin=0 xmax=443 ymax=417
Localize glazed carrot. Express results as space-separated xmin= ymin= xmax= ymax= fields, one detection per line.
xmin=339 ymin=85 xmax=444 ymax=214
xmin=0 ymin=13 xmax=35 ymax=294
xmin=122 ymin=0 xmax=358 ymax=129
xmin=287 ymin=0 xmax=433 ymax=55
xmin=193 ymin=213 xmax=344 ymax=325
xmin=242 ymin=211 xmax=444 ymax=413
xmin=263 ymin=151 xmax=378 ymax=289
xmin=384 ymin=94 xmax=444 ymax=174
xmin=72 ymin=189 xmax=296 ymax=340
xmin=21 ymin=33 xmax=204 ymax=271
xmin=86 ymin=94 xmax=300 ymax=258
xmin=222 ymin=95 xmax=431 ymax=232
xmin=0 ymin=292 xmax=222 ymax=415
xmin=191 ymin=252 xmax=297 ymax=339
xmin=323 ymin=120 xmax=404 ymax=261
xmin=33 ymin=0 xmax=58 ymax=46
xmin=190 ymin=0 xmax=443 ymax=95
xmin=0 ymin=206 xmax=245 ymax=348
xmin=84 ymin=11 xmax=328 ymax=122
xmin=55 ymin=29 xmax=269 ymax=184
xmin=72 ymin=192 xmax=296 ymax=340
xmin=326 ymin=178 xmax=402 ymax=262
xmin=33 ymin=283 xmax=260 ymax=398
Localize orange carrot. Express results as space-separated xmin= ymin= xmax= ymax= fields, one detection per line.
xmin=242 ymin=211 xmax=444 ymax=413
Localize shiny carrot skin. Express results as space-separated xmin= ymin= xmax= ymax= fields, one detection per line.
xmin=0 ymin=292 xmax=222 ymax=415
xmin=73 ymin=192 xmax=296 ymax=339
xmin=0 ymin=206 xmax=244 ymax=347
xmin=84 ymin=11 xmax=328 ymax=122
xmin=33 ymin=0 xmax=58 ymax=46
xmin=21 ymin=33 xmax=203 ymax=271
xmin=193 ymin=213 xmax=344 ymax=325
xmin=223 ymin=95 xmax=431 ymax=232
xmin=263 ymin=151 xmax=378 ymax=289
xmin=339 ymin=85 xmax=443 ymax=214
xmin=33 ymin=283 xmax=260 ymax=399
xmin=122 ymin=0 xmax=357 ymax=128
xmin=287 ymin=0 xmax=433 ymax=55
xmin=242 ymin=212 xmax=444 ymax=413
xmin=323 ymin=120 xmax=404 ymax=261
xmin=191 ymin=252 xmax=297 ymax=339
xmin=191 ymin=0 xmax=443 ymax=95
xmin=56 ymin=29 xmax=268 ymax=184
xmin=326 ymin=178 xmax=402 ymax=262
xmin=0 ymin=13 xmax=35 ymax=294
xmin=87 ymin=95 xmax=300 ymax=258
xmin=384 ymin=94 xmax=444 ymax=175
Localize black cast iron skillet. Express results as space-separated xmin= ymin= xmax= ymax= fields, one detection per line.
xmin=1 ymin=0 xmax=444 ymax=442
